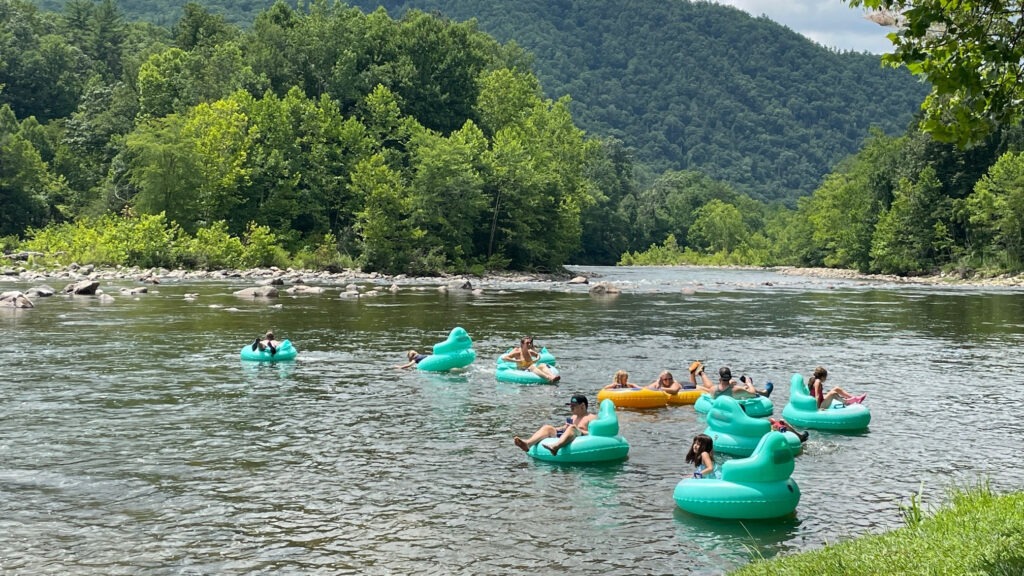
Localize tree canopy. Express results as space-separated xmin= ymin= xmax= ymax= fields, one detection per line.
xmin=852 ymin=0 xmax=1024 ymax=147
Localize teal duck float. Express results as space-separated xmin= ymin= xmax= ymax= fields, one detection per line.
xmin=416 ymin=327 xmax=477 ymax=372
xmin=673 ymin=431 xmax=801 ymax=519
xmin=781 ymin=373 xmax=870 ymax=431
xmin=704 ymin=395 xmax=802 ymax=457
xmin=240 ymin=339 xmax=297 ymax=361
xmin=528 ymin=399 xmax=630 ymax=464
xmin=495 ymin=347 xmax=559 ymax=384
xmin=694 ymin=392 xmax=773 ymax=418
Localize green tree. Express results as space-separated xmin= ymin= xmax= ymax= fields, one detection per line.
xmin=181 ymin=96 xmax=250 ymax=228
xmin=0 ymin=0 xmax=93 ymax=121
xmin=687 ymin=199 xmax=746 ymax=253
xmin=353 ymin=153 xmax=411 ymax=272
xmin=406 ymin=120 xmax=489 ymax=267
xmin=870 ymin=166 xmax=948 ymax=274
xmin=576 ymin=137 xmax=634 ymax=265
xmin=137 ymin=47 xmax=187 ymax=117
xmin=850 ymin=0 xmax=1024 ymax=145
xmin=475 ymin=67 xmax=543 ymax=136
xmin=88 ymin=0 xmax=125 ymax=79
xmin=55 ymin=80 xmax=138 ymax=214
xmin=124 ymin=114 xmax=202 ymax=229
xmin=965 ymin=151 xmax=1024 ymax=270
xmin=0 ymin=105 xmax=50 ymax=235
xmin=174 ymin=2 xmax=234 ymax=50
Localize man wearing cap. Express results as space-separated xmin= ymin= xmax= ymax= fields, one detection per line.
xmin=513 ymin=394 xmax=597 ymax=456
xmin=711 ymin=366 xmax=758 ymax=398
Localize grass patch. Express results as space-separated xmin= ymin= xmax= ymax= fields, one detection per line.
xmin=731 ymin=483 xmax=1024 ymax=575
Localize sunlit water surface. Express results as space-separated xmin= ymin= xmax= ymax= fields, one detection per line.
xmin=2 ymin=266 xmax=1023 ymax=574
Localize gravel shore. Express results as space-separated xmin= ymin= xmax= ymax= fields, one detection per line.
xmin=773 ymin=266 xmax=1024 ymax=288
xmin=5 ymin=262 xmax=1024 ymax=289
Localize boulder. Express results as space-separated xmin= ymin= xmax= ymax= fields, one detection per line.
xmin=26 ymin=285 xmax=55 ymax=297
xmin=63 ymin=280 xmax=100 ymax=295
xmin=568 ymin=276 xmax=589 ymax=284
xmin=285 ymin=285 xmax=325 ymax=294
xmin=0 ymin=291 xmax=33 ymax=308
xmin=589 ymin=281 xmax=621 ymax=295
xmin=233 ymin=286 xmax=279 ymax=298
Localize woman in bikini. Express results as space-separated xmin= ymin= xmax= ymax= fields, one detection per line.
xmin=501 ymin=337 xmax=560 ymax=382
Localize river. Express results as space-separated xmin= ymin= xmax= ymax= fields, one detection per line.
xmin=2 ymin=265 xmax=1022 ymax=574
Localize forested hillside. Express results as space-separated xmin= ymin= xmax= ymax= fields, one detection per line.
xmin=36 ymin=0 xmax=930 ymax=202
xmin=8 ymin=0 xmax=1024 ymax=279
xmin=351 ymin=0 xmax=931 ymax=201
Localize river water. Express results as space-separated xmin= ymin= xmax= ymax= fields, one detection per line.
xmin=2 ymin=265 xmax=1023 ymax=575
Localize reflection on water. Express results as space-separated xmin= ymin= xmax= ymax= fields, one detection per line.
xmin=1 ymin=266 xmax=1023 ymax=574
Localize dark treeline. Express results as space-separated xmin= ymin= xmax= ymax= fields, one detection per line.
xmin=5 ymin=0 xmax=1024 ymax=277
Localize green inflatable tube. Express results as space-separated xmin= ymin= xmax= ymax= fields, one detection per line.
xmin=695 ymin=392 xmax=773 ymax=418
xmin=495 ymin=347 xmax=559 ymax=384
xmin=703 ymin=395 xmax=802 ymax=457
xmin=527 ymin=399 xmax=630 ymax=464
xmin=674 ymin=431 xmax=801 ymax=519
xmin=416 ymin=327 xmax=476 ymax=372
xmin=782 ymin=373 xmax=871 ymax=431
xmin=240 ymin=339 xmax=297 ymax=361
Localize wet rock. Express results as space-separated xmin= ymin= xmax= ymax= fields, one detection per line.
xmin=63 ymin=280 xmax=100 ymax=295
xmin=0 ymin=291 xmax=33 ymax=308
xmin=589 ymin=281 xmax=621 ymax=295
xmin=26 ymin=285 xmax=55 ymax=297
xmin=233 ymin=286 xmax=279 ymax=298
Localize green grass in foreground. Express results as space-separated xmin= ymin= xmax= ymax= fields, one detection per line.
xmin=731 ymin=484 xmax=1024 ymax=575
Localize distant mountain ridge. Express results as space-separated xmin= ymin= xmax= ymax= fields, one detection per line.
xmin=349 ymin=0 xmax=928 ymax=201
xmin=32 ymin=0 xmax=928 ymax=202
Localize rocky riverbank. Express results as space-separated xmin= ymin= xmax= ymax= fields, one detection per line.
xmin=773 ymin=266 xmax=1024 ymax=288
xmin=0 ymin=262 xmax=588 ymax=297
xmin=5 ymin=262 xmax=1024 ymax=295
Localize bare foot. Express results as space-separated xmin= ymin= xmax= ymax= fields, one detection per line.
xmin=513 ymin=437 xmax=529 ymax=452
xmin=545 ymin=443 xmax=559 ymax=456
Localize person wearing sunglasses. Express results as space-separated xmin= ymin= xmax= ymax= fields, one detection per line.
xmin=646 ymin=370 xmax=683 ymax=394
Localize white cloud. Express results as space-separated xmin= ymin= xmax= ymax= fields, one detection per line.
xmin=713 ymin=0 xmax=895 ymax=53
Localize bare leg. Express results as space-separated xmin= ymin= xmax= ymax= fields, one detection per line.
xmin=821 ymin=390 xmax=850 ymax=408
xmin=515 ymin=424 xmax=558 ymax=451
xmin=531 ymin=364 xmax=560 ymax=382
xmin=831 ymin=386 xmax=853 ymax=400
xmin=545 ymin=427 xmax=577 ymax=455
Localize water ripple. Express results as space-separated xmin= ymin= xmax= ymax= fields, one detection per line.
xmin=2 ymin=269 xmax=1024 ymax=574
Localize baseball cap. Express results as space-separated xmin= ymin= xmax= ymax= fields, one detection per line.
xmin=719 ymin=367 xmax=732 ymax=380
xmin=566 ymin=394 xmax=588 ymax=407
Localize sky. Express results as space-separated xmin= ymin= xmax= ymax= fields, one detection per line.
xmin=714 ymin=0 xmax=896 ymax=54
